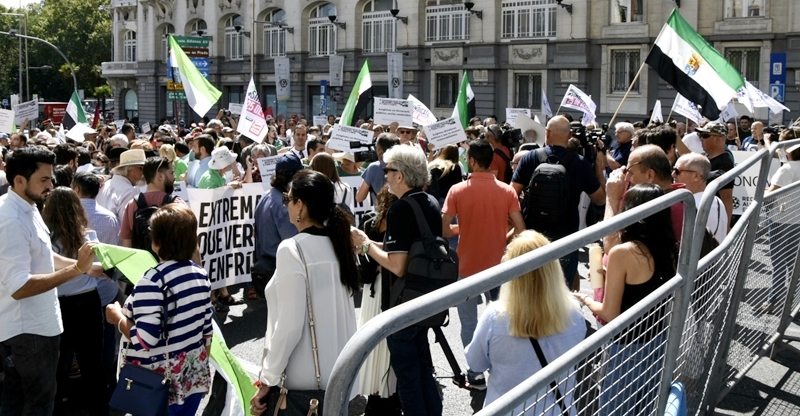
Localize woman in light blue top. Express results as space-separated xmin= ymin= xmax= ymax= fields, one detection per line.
xmin=42 ymin=186 xmax=107 ymax=416
xmin=465 ymin=230 xmax=585 ymax=415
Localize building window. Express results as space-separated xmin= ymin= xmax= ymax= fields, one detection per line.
xmin=189 ymin=19 xmax=207 ymax=37
xmin=362 ymin=0 xmax=396 ymax=53
xmin=224 ymin=15 xmax=244 ymax=60
xmin=228 ymin=86 xmax=245 ymax=104
xmin=161 ymin=24 xmax=174 ymax=62
xmin=726 ymin=48 xmax=760 ymax=87
xmin=426 ymin=4 xmax=469 ymax=42
xmin=610 ymin=0 xmax=643 ymax=23
xmin=725 ymin=0 xmax=764 ymax=18
xmin=123 ymin=31 xmax=137 ymax=62
xmin=309 ymin=3 xmax=337 ymax=56
xmin=515 ymin=73 xmax=542 ymax=109
xmin=501 ymin=0 xmax=557 ymax=39
xmin=262 ymin=9 xmax=287 ymax=57
xmin=436 ymin=73 xmax=458 ymax=107
xmin=124 ymin=89 xmax=138 ymax=125
xmin=610 ymin=49 xmax=640 ymax=93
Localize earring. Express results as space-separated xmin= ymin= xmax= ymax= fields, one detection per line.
xmin=296 ymin=214 xmax=301 ymax=223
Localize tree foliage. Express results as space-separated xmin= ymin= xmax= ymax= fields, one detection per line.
xmin=0 ymin=0 xmax=111 ymax=102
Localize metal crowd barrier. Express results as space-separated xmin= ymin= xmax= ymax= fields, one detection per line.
xmin=325 ymin=140 xmax=800 ymax=416
xmin=324 ymin=189 xmax=698 ymax=416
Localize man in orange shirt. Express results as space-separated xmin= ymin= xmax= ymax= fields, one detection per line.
xmin=442 ymin=139 xmax=525 ymax=389
xmin=484 ymin=124 xmax=513 ymax=183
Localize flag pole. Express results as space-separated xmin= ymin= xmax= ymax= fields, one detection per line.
xmin=608 ymin=62 xmax=646 ymax=127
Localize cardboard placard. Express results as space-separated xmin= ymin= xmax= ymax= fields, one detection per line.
xmin=313 ymin=116 xmax=328 ymax=128
xmin=326 ymin=124 xmax=373 ymax=152
xmin=228 ymin=103 xmax=243 ymax=115
xmin=373 ymin=98 xmax=413 ymax=127
xmin=506 ymin=108 xmax=531 ymax=127
xmin=0 ymin=109 xmax=14 ymax=133
xmin=14 ymin=100 xmax=38 ymax=124
xmin=114 ymin=120 xmax=125 ymax=129
xmin=141 ymin=122 xmax=151 ymax=134
xmin=256 ymin=155 xmax=281 ymax=190
xmin=423 ymin=117 xmax=468 ymax=149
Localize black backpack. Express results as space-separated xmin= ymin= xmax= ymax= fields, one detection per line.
xmin=388 ymin=194 xmax=458 ymax=327
xmin=494 ymin=148 xmax=514 ymax=184
xmin=132 ymin=193 xmax=177 ymax=258
xmin=523 ymin=147 xmax=576 ymax=238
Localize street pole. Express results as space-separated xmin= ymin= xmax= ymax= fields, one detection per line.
xmin=250 ymin=0 xmax=255 ymax=82
xmin=24 ymin=16 xmax=29 ymax=101
xmin=0 ymin=31 xmax=78 ymax=93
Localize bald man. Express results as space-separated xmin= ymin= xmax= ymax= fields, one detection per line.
xmin=511 ymin=115 xmax=606 ymax=286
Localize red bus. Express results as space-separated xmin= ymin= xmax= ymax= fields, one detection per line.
xmin=38 ymin=102 xmax=68 ymax=124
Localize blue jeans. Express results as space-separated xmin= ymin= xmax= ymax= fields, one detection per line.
xmin=0 ymin=333 xmax=61 ymax=416
xmin=456 ymin=277 xmax=481 ymax=378
xmin=387 ymin=326 xmax=443 ymax=416
xmin=601 ymin=339 xmax=665 ymax=415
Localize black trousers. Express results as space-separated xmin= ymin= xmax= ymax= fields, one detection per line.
xmin=53 ymin=289 xmax=108 ymax=416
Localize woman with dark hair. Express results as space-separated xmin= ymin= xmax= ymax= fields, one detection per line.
xmin=42 ymin=187 xmax=107 ymax=416
xmin=105 ymin=203 xmax=213 ymax=415
xmin=574 ymin=183 xmax=678 ymax=415
xmin=250 ymin=170 xmax=360 ymax=414
xmin=426 ymin=144 xmax=464 ymax=203
xmin=310 ymin=152 xmax=354 ymax=214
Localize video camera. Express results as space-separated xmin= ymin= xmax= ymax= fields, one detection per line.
xmin=349 ymin=140 xmax=379 ymax=164
xmin=764 ymin=125 xmax=785 ymax=136
xmin=570 ymin=122 xmax=610 ymax=164
xmin=501 ymin=127 xmax=524 ymax=150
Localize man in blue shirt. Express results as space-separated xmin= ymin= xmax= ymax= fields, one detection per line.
xmin=606 ymin=122 xmax=634 ymax=174
xmin=187 ymin=134 xmax=215 ymax=188
xmin=356 ymin=133 xmax=400 ymax=204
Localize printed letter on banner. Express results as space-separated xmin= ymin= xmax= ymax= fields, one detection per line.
xmin=189 ymin=184 xmax=264 ymax=290
xmin=275 ymin=57 xmax=291 ymax=101
xmin=423 ymin=117 xmax=468 ymax=149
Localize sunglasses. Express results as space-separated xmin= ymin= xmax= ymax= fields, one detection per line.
xmin=398 ymin=130 xmax=413 ymax=134
xmin=282 ymin=192 xmax=298 ymax=206
xmin=672 ymin=168 xmax=697 ymax=176
xmin=383 ymin=167 xmax=399 ymax=175
xmin=699 ymin=132 xmax=721 ymax=139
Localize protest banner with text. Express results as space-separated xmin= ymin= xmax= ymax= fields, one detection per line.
xmin=731 ymin=151 xmax=779 ymax=215
xmin=341 ymin=176 xmax=375 ymax=226
xmin=373 ymin=98 xmax=413 ymax=127
xmin=327 ymin=124 xmax=373 ymax=152
xmin=423 ymin=117 xmax=468 ymax=149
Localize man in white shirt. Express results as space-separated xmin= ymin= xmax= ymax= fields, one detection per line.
xmin=0 ymin=147 xmax=98 ymax=415
xmin=672 ymin=153 xmax=728 ymax=243
xmin=96 ymin=149 xmax=146 ymax=222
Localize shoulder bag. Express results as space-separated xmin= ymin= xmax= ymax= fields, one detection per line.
xmin=109 ymin=268 xmax=171 ymax=416
xmin=529 ymin=337 xmax=569 ymax=416
xmin=264 ymin=239 xmax=325 ymax=416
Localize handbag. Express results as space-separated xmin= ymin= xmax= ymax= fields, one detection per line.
xmin=109 ymin=268 xmax=172 ymax=416
xmin=264 ymin=240 xmax=325 ymax=416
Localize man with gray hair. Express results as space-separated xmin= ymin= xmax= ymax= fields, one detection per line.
xmin=673 ymin=153 xmax=727 ymax=242
xmin=607 ymin=122 xmax=635 ymax=171
xmin=96 ymin=149 xmax=145 ymax=222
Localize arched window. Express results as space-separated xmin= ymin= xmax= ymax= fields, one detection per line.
xmin=262 ymin=9 xmax=286 ymax=57
xmin=124 ymin=89 xmax=138 ymax=124
xmin=224 ymin=15 xmax=245 ymax=60
xmin=309 ymin=3 xmax=337 ymax=56
xmin=123 ymin=31 xmax=137 ymax=62
xmin=190 ymin=19 xmax=208 ymax=36
xmin=362 ymin=0 xmax=396 ymax=54
xmin=161 ymin=24 xmax=175 ymax=62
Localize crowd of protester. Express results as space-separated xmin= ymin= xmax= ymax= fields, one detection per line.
xmin=1 ymin=104 xmax=799 ymax=416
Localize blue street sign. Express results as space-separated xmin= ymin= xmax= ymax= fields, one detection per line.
xmin=770 ymin=83 xmax=785 ymax=103
xmin=190 ymin=58 xmax=210 ymax=69
xmin=320 ymin=80 xmax=328 ymax=115
xmin=2 ymin=99 xmax=8 ymax=107
xmin=168 ymin=66 xmax=209 ymax=79
xmin=770 ymin=53 xmax=787 ymax=103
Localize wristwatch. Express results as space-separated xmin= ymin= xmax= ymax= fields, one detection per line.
xmin=361 ymin=242 xmax=371 ymax=254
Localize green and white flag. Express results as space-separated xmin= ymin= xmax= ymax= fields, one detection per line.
xmin=63 ymin=90 xmax=87 ymax=130
xmin=645 ymin=9 xmax=745 ymax=120
xmin=341 ymin=60 xmax=373 ymax=126
xmin=169 ymin=35 xmax=222 ymax=116
xmin=93 ymin=244 xmax=255 ymax=416
xmin=451 ymin=70 xmax=475 ymax=129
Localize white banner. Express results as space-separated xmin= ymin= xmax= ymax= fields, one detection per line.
xmin=66 ymin=123 xmax=95 ymax=143
xmin=671 ymin=94 xmax=704 ymax=124
xmin=423 ymin=117 xmax=468 ymax=149
xmin=114 ymin=120 xmax=125 ymax=129
xmin=327 ymin=124 xmax=373 ymax=152
xmin=341 ymin=176 xmax=375 ymax=226
xmin=731 ymin=151 xmax=779 ymax=215
xmin=329 ymin=55 xmax=345 ymax=88
xmin=650 ymin=100 xmax=663 ymax=123
xmin=14 ymin=100 xmax=38 ymax=124
xmin=313 ymin=116 xmax=328 ymax=127
xmin=373 ymin=98 xmax=413 ymax=126
xmin=718 ymin=101 xmax=738 ymax=123
xmin=542 ymin=89 xmax=553 ymax=119
xmin=408 ymin=94 xmax=437 ymax=126
xmin=387 ymin=52 xmax=403 ymax=99
xmin=188 ymin=184 xmax=264 ymax=290
xmin=173 ymin=181 xmax=189 ymax=202
xmin=141 ymin=122 xmax=151 ymax=134
xmin=506 ymin=108 xmax=531 ymax=127
xmin=236 ymin=78 xmax=268 ymax=142
xmin=0 ymin=109 xmax=14 ymax=133
xmin=275 ymin=57 xmax=291 ymax=101
xmin=560 ymin=84 xmax=597 ymax=118
xmin=256 ymin=155 xmax=280 ymax=190
xmin=228 ymin=103 xmax=243 ymax=115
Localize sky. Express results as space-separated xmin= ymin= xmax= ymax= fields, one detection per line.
xmin=0 ymin=0 xmax=39 ymax=9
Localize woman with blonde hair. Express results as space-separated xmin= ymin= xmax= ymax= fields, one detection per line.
xmin=426 ymin=144 xmax=464 ymax=203
xmin=159 ymin=143 xmax=189 ymax=181
xmin=465 ymin=230 xmax=585 ymax=414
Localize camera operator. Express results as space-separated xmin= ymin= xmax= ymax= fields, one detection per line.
xmin=606 ymin=122 xmax=634 ymax=172
xmin=485 ymin=124 xmax=513 ymax=184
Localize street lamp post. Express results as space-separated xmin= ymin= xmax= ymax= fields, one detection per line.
xmin=0 ymin=30 xmax=78 ymax=94
xmin=1 ymin=13 xmax=27 ymax=101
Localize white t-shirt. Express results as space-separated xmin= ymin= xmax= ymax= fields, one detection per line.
xmin=693 ymin=192 xmax=727 ymax=243
xmin=769 ymin=161 xmax=800 ymax=224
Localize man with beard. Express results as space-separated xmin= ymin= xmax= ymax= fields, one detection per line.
xmin=97 ymin=149 xmax=146 ymax=222
xmin=119 ymin=156 xmax=182 ymax=250
xmin=0 ymin=147 xmax=100 ymax=415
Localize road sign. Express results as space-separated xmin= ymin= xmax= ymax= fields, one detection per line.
xmin=167 ymin=36 xmax=210 ymax=92
xmin=168 ymin=91 xmax=186 ymax=101
xmin=191 ymin=58 xmax=210 ymax=69
xmin=770 ymin=83 xmax=785 ymax=103
xmin=182 ymin=48 xmax=210 ymax=58
xmin=172 ymin=35 xmax=209 ymax=48
xmin=320 ymin=80 xmax=328 ymax=115
xmin=2 ymin=99 xmax=8 ymax=107
xmin=168 ymin=67 xmax=209 ymax=79
xmin=167 ymin=80 xmax=184 ymax=91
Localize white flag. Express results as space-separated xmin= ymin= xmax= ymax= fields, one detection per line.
xmin=542 ymin=89 xmax=553 ymax=119
xmin=717 ymin=101 xmax=738 ymax=123
xmin=744 ymin=80 xmax=789 ymax=115
xmin=735 ymin=85 xmax=754 ymax=113
xmin=408 ymin=94 xmax=438 ymax=126
xmin=560 ymin=84 xmax=596 ymax=121
xmin=671 ymin=93 xmax=704 ymax=124
xmin=650 ymin=100 xmax=663 ymax=123
xmin=236 ymin=78 xmax=269 ymax=142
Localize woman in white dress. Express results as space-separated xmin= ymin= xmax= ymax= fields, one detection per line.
xmin=250 ymin=170 xmax=360 ymax=415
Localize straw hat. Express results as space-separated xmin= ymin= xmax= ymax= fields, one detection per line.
xmin=117 ymin=149 xmax=146 ymax=168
